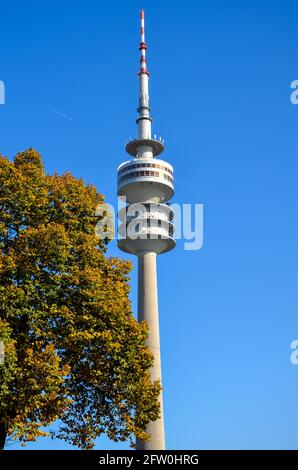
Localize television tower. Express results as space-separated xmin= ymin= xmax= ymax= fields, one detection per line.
xmin=117 ymin=11 xmax=175 ymax=450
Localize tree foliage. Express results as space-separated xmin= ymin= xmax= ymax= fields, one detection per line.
xmin=0 ymin=148 xmax=160 ymax=449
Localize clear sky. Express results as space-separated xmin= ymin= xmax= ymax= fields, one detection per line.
xmin=1 ymin=0 xmax=298 ymax=450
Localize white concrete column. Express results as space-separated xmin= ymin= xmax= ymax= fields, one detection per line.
xmin=136 ymin=251 xmax=165 ymax=450
xmin=138 ymin=74 xmax=152 ymax=141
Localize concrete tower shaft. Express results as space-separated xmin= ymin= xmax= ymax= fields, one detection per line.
xmin=136 ymin=251 xmax=165 ymax=450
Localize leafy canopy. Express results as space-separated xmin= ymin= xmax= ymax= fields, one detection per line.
xmin=0 ymin=148 xmax=160 ymax=449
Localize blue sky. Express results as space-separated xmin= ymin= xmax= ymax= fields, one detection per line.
xmin=1 ymin=0 xmax=298 ymax=450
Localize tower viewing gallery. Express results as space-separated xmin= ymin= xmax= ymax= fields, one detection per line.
xmin=117 ymin=11 xmax=175 ymax=450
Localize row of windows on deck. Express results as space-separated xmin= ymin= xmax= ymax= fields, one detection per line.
xmin=118 ymin=170 xmax=174 ymax=185
xmin=126 ymin=219 xmax=174 ymax=236
xmin=118 ymin=162 xmax=173 ymax=177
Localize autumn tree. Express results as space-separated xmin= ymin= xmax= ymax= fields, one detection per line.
xmin=0 ymin=148 xmax=160 ymax=450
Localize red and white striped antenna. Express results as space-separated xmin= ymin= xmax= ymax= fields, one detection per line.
xmin=139 ymin=10 xmax=149 ymax=76
xmin=125 ymin=10 xmax=166 ymax=154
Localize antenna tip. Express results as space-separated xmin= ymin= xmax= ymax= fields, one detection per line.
xmin=140 ymin=10 xmax=145 ymax=19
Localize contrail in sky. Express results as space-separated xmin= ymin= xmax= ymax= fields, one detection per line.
xmin=48 ymin=106 xmax=73 ymax=121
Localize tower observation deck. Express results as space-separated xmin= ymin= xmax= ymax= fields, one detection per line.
xmin=117 ymin=11 xmax=175 ymax=450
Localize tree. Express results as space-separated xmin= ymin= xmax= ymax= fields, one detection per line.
xmin=0 ymin=148 xmax=160 ymax=450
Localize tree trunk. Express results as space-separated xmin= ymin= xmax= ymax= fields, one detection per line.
xmin=0 ymin=422 xmax=6 ymax=450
